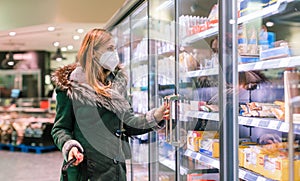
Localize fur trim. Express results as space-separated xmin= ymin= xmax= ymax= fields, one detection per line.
xmin=51 ymin=63 xmax=131 ymax=115
xmin=51 ymin=63 xmax=78 ymax=91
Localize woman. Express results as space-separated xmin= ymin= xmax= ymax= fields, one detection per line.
xmin=51 ymin=28 xmax=168 ymax=181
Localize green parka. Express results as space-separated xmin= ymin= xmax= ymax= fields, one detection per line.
xmin=51 ymin=63 xmax=163 ymax=181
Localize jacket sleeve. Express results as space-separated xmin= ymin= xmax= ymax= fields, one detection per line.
xmin=122 ymin=108 xmax=164 ymax=136
xmin=51 ymin=89 xmax=83 ymax=160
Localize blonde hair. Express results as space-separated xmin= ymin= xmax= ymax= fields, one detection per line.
xmin=76 ymin=28 xmax=113 ymax=97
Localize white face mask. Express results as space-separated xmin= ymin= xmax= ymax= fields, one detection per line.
xmin=98 ymin=50 xmax=120 ymax=71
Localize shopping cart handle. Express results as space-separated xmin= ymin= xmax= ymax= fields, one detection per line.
xmin=62 ymin=157 xmax=77 ymax=172
xmin=61 ymin=157 xmax=77 ymax=181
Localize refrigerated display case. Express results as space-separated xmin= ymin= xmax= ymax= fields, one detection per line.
xmin=106 ymin=0 xmax=300 ymax=180
xmin=0 ymin=69 xmax=41 ymax=98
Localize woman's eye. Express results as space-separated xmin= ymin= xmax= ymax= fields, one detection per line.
xmin=107 ymin=47 xmax=115 ymax=51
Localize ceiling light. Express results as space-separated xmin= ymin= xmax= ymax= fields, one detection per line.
xmin=266 ymin=21 xmax=274 ymax=27
xmin=67 ymin=45 xmax=74 ymax=50
xmin=76 ymin=29 xmax=84 ymax=33
xmin=48 ymin=26 xmax=56 ymax=31
xmin=51 ymin=48 xmax=66 ymax=61
xmin=61 ymin=47 xmax=67 ymax=51
xmin=53 ymin=41 xmax=60 ymax=47
xmin=73 ymin=35 xmax=80 ymax=40
xmin=9 ymin=32 xmax=16 ymax=36
xmin=1 ymin=52 xmax=16 ymax=68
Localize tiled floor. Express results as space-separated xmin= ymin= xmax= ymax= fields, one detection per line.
xmin=0 ymin=150 xmax=63 ymax=181
xmin=0 ymin=150 xmax=139 ymax=181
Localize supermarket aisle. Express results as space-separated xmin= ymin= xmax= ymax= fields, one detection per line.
xmin=0 ymin=150 xmax=63 ymax=181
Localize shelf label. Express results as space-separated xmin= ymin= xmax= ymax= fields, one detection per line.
xmin=239 ymin=169 xmax=247 ymax=179
xmin=279 ymin=122 xmax=289 ymax=132
xmin=191 ymin=152 xmax=198 ymax=158
xmin=279 ymin=58 xmax=290 ymax=68
xmin=195 ymin=153 xmax=201 ymax=160
xmin=251 ymin=119 xmax=260 ymax=127
xmin=239 ymin=117 xmax=248 ymax=125
xmin=256 ymin=176 xmax=266 ymax=181
xmin=246 ymin=118 xmax=253 ymax=125
xmin=254 ymin=61 xmax=264 ymax=70
xmin=294 ymin=124 xmax=300 ymax=134
xmin=258 ymin=120 xmax=270 ymax=127
xmin=268 ymin=121 xmax=279 ymax=130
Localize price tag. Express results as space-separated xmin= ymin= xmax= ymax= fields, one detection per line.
xmin=191 ymin=152 xmax=198 ymax=158
xmin=239 ymin=169 xmax=247 ymax=179
xmin=254 ymin=61 xmax=264 ymax=70
xmin=251 ymin=119 xmax=260 ymax=127
xmin=256 ymin=176 xmax=266 ymax=181
xmin=239 ymin=117 xmax=248 ymax=125
xmin=246 ymin=118 xmax=253 ymax=125
xmin=197 ymin=112 xmax=203 ymax=118
xmin=190 ymin=111 xmax=196 ymax=118
xmin=201 ymin=113 xmax=208 ymax=119
xmin=278 ymin=58 xmax=290 ymax=68
xmin=212 ymin=113 xmax=219 ymax=121
xmin=195 ymin=153 xmax=201 ymax=160
xmin=294 ymin=125 xmax=300 ymax=134
xmin=279 ymin=122 xmax=289 ymax=132
xmin=258 ymin=120 xmax=270 ymax=127
xmin=268 ymin=121 xmax=279 ymax=130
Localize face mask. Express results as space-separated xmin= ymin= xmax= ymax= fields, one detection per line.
xmin=98 ymin=50 xmax=120 ymax=71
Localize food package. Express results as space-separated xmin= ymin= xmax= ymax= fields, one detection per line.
xmin=261 ymin=155 xmax=300 ymax=181
xmin=199 ymin=139 xmax=219 ymax=158
xmin=187 ymin=131 xmax=219 ymax=152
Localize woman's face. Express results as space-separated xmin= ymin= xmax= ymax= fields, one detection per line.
xmin=97 ymin=39 xmax=116 ymax=55
xmin=97 ymin=38 xmax=118 ymax=75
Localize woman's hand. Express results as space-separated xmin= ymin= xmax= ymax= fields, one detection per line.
xmin=68 ymin=147 xmax=84 ymax=166
xmin=154 ymin=103 xmax=170 ymax=121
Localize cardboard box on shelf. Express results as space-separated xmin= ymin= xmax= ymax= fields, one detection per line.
xmin=187 ymin=131 xmax=219 ymax=152
xmin=199 ymin=139 xmax=219 ymax=158
xmin=243 ymin=146 xmax=262 ymax=172
xmin=239 ymin=146 xmax=249 ymax=167
xmin=261 ymin=155 xmax=300 ymax=181
xmin=187 ymin=173 xmax=219 ymax=181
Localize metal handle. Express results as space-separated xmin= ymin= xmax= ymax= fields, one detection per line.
xmin=164 ymin=94 xmax=180 ymax=144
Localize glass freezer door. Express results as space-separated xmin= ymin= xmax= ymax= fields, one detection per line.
xmin=177 ymin=0 xmax=221 ymax=180
xmin=148 ymin=0 xmax=177 ymax=180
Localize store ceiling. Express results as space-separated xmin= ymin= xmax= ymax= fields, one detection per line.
xmin=0 ymin=0 xmax=126 ymax=53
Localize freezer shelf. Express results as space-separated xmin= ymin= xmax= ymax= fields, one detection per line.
xmin=237 ymin=0 xmax=289 ymax=24
xmin=159 ymin=156 xmax=218 ymax=175
xmin=184 ymin=149 xmax=275 ymax=181
xmin=239 ymin=116 xmax=300 ymax=134
xmin=238 ymin=56 xmax=300 ymax=72
xmin=182 ymin=26 xmax=218 ymax=45
xmin=159 ymin=156 xmax=189 ymax=175
xmin=184 ymin=149 xmax=219 ymax=169
xmin=239 ymin=168 xmax=276 ymax=181
xmin=185 ymin=111 xmax=219 ymax=121
xmin=185 ymin=68 xmax=219 ymax=78
xmin=181 ymin=0 xmax=293 ymax=45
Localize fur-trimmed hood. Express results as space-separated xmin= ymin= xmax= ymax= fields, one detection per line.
xmin=51 ymin=63 xmax=131 ymax=115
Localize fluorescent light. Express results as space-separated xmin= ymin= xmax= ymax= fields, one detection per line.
xmin=266 ymin=21 xmax=274 ymax=27
xmin=76 ymin=29 xmax=84 ymax=33
xmin=48 ymin=26 xmax=55 ymax=31
xmin=67 ymin=45 xmax=74 ymax=50
xmin=9 ymin=32 xmax=16 ymax=36
xmin=73 ymin=35 xmax=80 ymax=40
xmin=61 ymin=47 xmax=67 ymax=51
xmin=53 ymin=41 xmax=60 ymax=47
xmin=7 ymin=61 xmax=15 ymax=66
